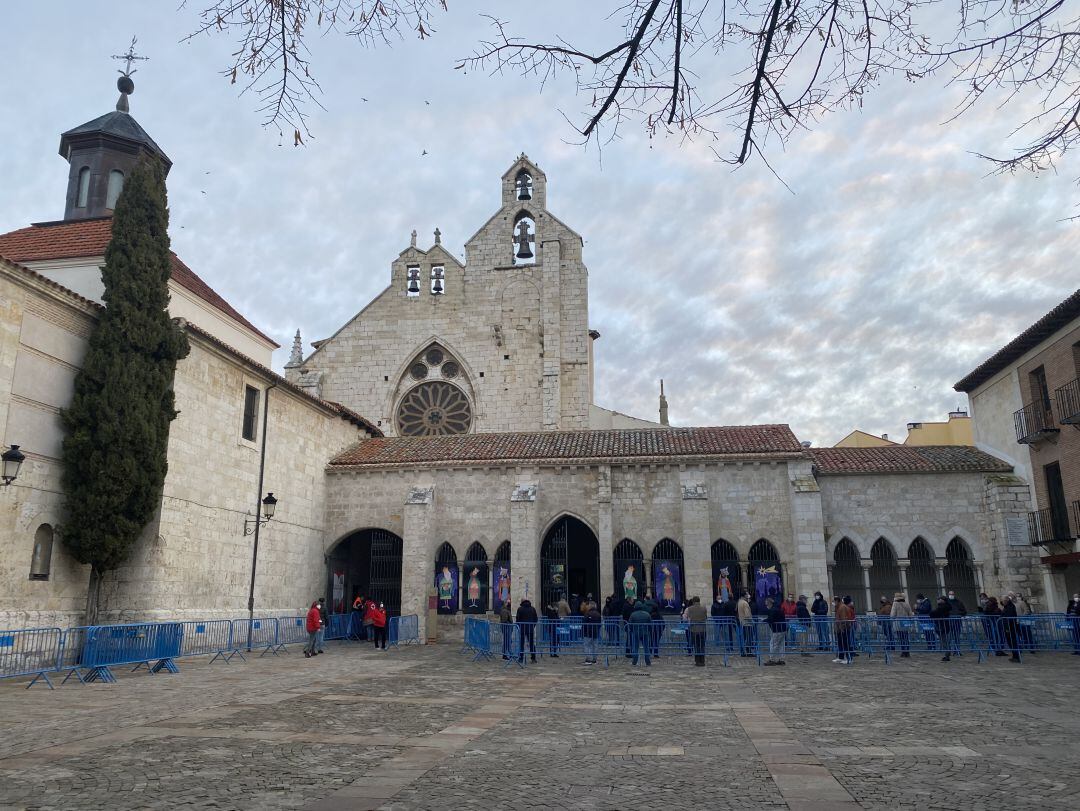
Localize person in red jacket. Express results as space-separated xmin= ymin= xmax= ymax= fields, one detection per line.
xmin=304 ymin=601 xmax=322 ymax=658
xmin=780 ymin=594 xmax=798 ymax=618
xmin=371 ymin=602 xmax=388 ymax=650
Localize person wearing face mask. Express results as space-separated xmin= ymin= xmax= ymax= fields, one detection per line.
xmin=946 ymin=591 xmax=966 ymax=657
xmin=810 ymin=591 xmax=830 ymax=651
xmin=1066 ymin=593 xmax=1080 ymax=656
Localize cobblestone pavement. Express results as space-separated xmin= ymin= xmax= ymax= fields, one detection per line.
xmin=0 ymin=642 xmax=1078 ymax=810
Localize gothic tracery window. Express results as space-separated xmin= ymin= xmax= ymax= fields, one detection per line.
xmin=397 ymin=381 xmax=472 ymax=436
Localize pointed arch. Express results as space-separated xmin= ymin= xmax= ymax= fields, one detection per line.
xmin=613 ymin=538 xmax=645 ymax=601
xmin=944 ymin=536 xmax=979 ymax=609
xmin=492 ymin=541 xmax=512 ymax=614
xmin=711 ymin=539 xmax=742 ymax=601
xmin=462 ymin=542 xmax=489 ymax=615
xmin=906 ymin=537 xmax=939 ymax=600
xmin=832 ymin=538 xmax=865 ymax=613
xmin=385 ymin=335 xmax=483 ymax=433
xmin=869 ymin=537 xmax=901 ymax=604
xmin=435 ymin=542 xmax=460 ymax=614
xmin=748 ymin=539 xmax=782 ymax=605
xmin=651 ymin=538 xmax=685 ymax=613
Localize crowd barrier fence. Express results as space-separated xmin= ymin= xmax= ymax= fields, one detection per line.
xmin=460 ymin=614 xmax=1080 ymax=668
xmin=0 ymin=613 xmax=422 ymax=689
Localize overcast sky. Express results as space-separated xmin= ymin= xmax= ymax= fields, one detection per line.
xmin=1 ymin=1 xmax=1075 ymax=446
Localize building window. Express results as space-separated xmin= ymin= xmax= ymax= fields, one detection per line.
xmin=76 ymin=167 xmax=90 ymax=208
xmin=105 ymin=170 xmax=125 ymax=209
xmin=513 ymin=213 xmax=535 ymax=265
xmin=242 ymin=385 xmax=260 ymax=442
xmin=30 ymin=524 xmax=54 ymax=581
xmin=515 ymin=170 xmax=533 ymax=200
xmin=1029 ymin=366 xmax=1051 ymax=414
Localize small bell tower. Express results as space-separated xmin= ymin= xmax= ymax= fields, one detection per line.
xmin=58 ymin=38 xmax=171 ymax=221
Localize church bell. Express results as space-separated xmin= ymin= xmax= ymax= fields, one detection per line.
xmin=407 ymin=276 xmax=420 ymax=294
xmin=432 ymin=277 xmax=444 ymax=295
xmin=517 ymin=178 xmax=532 ymax=201
xmin=515 ymin=221 xmax=534 ymax=260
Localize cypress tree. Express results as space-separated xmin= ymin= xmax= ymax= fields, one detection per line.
xmin=60 ymin=156 xmax=190 ymax=623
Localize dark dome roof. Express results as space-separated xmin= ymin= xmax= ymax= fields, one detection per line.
xmin=59 ymin=110 xmax=170 ymax=165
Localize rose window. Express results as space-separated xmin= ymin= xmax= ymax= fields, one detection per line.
xmin=397 ymin=381 xmax=472 ymax=436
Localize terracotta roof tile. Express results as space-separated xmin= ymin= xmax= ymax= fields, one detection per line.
xmin=954 ymin=288 xmax=1080 ymax=392
xmin=329 ymin=425 xmax=804 ymax=468
xmin=0 ymin=217 xmax=278 ymax=347
xmin=809 ymin=446 xmax=1011 ymax=475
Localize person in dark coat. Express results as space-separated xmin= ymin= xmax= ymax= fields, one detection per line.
xmin=515 ymin=599 xmax=538 ymax=663
xmin=810 ymin=591 xmax=830 ymax=650
xmin=628 ymin=602 xmax=653 ymax=666
xmin=982 ymin=596 xmax=1005 ymax=656
xmin=764 ymin=597 xmax=787 ymax=665
xmin=543 ymin=602 xmax=560 ymax=657
xmin=930 ymin=596 xmax=953 ymax=662
xmin=718 ymin=595 xmax=738 ymax=652
xmin=604 ymin=594 xmax=623 ymax=646
xmin=621 ymin=596 xmax=636 ymax=658
xmin=1000 ymin=594 xmax=1022 ymax=663
xmin=643 ymin=592 xmax=662 ymax=657
xmin=1066 ymin=593 xmax=1080 ymax=655
xmin=582 ymin=603 xmax=602 ymax=664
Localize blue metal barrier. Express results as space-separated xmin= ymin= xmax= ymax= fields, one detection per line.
xmin=389 ymin=615 xmax=419 ymax=646
xmin=178 ymin=620 xmax=233 ymax=664
xmin=324 ymin=614 xmax=351 ymax=641
xmin=276 ymin=616 xmax=308 ymax=651
xmin=227 ymin=618 xmax=278 ymax=660
xmin=993 ymin=614 xmax=1080 ymax=661
xmin=78 ymin=623 xmax=183 ymax=682
xmin=0 ymin=627 xmax=63 ymax=689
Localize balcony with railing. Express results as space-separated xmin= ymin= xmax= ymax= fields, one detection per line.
xmin=1055 ymin=377 xmax=1080 ymax=425
xmin=1013 ymin=401 xmax=1059 ymax=444
xmin=1028 ymin=507 xmax=1075 ymax=546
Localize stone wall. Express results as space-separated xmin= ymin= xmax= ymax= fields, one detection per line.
xmin=288 ymin=157 xmax=591 ymax=435
xmin=98 ymin=333 xmax=364 ymax=622
xmin=0 ymin=262 xmax=95 ymax=628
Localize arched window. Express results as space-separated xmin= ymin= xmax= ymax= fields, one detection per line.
xmin=748 ymin=539 xmax=782 ymax=604
xmin=515 ymin=170 xmax=533 ymax=201
xmin=492 ymin=541 xmax=511 ymax=613
xmin=29 ymin=524 xmax=53 ymax=581
xmin=651 ymin=538 xmax=685 ymax=613
xmin=105 ymin=170 xmax=125 ymax=209
xmin=906 ymin=538 xmax=939 ymax=601
xmin=944 ymin=537 xmax=979 ymax=610
xmin=76 ymin=167 xmax=90 ymax=208
xmin=831 ymin=539 xmax=864 ymax=613
xmin=434 ymin=542 xmax=459 ymax=614
xmin=513 ymin=212 xmax=535 ymax=265
xmin=396 ymin=344 xmax=474 ymax=436
xmin=710 ymin=539 xmax=741 ymax=601
xmin=462 ymin=542 xmax=488 ymax=614
xmin=869 ymin=538 xmax=901 ymax=604
xmin=613 ymin=538 xmax=645 ymax=601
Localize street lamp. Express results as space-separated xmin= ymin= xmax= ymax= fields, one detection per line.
xmin=244 ymin=492 xmax=277 ymax=535
xmin=1 ymin=445 xmax=25 ymax=486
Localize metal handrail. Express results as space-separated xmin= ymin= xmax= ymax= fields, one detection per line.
xmin=1028 ymin=508 xmax=1074 ymax=546
xmin=1013 ymin=401 xmax=1056 ymax=443
xmin=1054 ymin=376 xmax=1080 ymax=425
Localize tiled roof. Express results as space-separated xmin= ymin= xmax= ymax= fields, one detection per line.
xmin=809 ymin=446 xmax=1011 ymax=475
xmin=183 ymin=322 xmax=383 ymax=437
xmin=0 ymin=217 xmax=278 ymax=347
xmin=329 ymin=425 xmax=804 ymax=468
xmin=955 ymin=288 xmax=1080 ymax=392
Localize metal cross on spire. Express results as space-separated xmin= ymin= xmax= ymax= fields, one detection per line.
xmin=112 ymin=35 xmax=148 ymax=77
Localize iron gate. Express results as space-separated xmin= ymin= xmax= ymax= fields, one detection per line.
xmin=368 ymin=530 xmax=403 ymax=617
xmin=540 ymin=521 xmax=568 ymax=610
xmin=613 ymin=538 xmax=645 ymax=601
xmin=831 ymin=538 xmax=865 ymax=613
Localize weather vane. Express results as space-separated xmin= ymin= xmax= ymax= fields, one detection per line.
xmin=112 ymin=35 xmax=148 ymax=77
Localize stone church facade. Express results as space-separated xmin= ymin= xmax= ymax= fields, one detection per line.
xmin=0 ymin=82 xmax=1045 ymax=635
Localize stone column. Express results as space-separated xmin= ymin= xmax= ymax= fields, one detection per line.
xmin=787 ymin=461 xmax=828 ymax=599
xmin=861 ymin=560 xmax=873 ymax=615
xmin=740 ymin=560 xmax=751 ymax=598
xmin=898 ymin=562 xmax=910 ymax=601
xmin=402 ymin=486 xmax=435 ymax=643
xmin=680 ymin=473 xmax=711 ymax=601
xmin=935 ymin=559 xmax=948 ymax=592
xmin=510 ymin=481 xmax=538 ymax=606
xmin=597 ymin=465 xmax=614 ymax=598
xmin=826 ymin=564 xmax=835 ymax=599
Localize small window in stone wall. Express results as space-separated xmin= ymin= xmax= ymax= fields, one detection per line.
xmin=76 ymin=167 xmax=90 ymax=208
xmin=242 ymin=385 xmax=260 ymax=442
xmin=30 ymin=524 xmax=53 ymax=581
